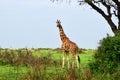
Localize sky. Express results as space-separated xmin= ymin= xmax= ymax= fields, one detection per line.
xmin=0 ymin=0 xmax=114 ymax=49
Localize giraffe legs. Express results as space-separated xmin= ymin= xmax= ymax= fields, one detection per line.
xmin=62 ymin=52 xmax=70 ymax=69
xmin=76 ymin=54 xmax=79 ymax=69
xmin=62 ymin=50 xmax=79 ymax=69
xmin=66 ymin=55 xmax=70 ymax=68
xmin=72 ymin=54 xmax=80 ymax=69
xmin=72 ymin=55 xmax=75 ymax=69
xmin=62 ymin=53 xmax=65 ymax=68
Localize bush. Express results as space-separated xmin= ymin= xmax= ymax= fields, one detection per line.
xmin=89 ymin=31 xmax=120 ymax=74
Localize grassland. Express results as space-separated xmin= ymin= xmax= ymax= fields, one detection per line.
xmin=0 ymin=48 xmax=119 ymax=80
xmin=0 ymin=48 xmax=95 ymax=80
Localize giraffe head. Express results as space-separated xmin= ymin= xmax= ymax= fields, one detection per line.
xmin=56 ymin=20 xmax=62 ymax=28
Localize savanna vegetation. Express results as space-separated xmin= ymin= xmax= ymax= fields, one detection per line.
xmin=1 ymin=0 xmax=120 ymax=80
xmin=0 ymin=47 xmax=93 ymax=80
xmin=0 ymin=39 xmax=120 ymax=80
xmin=89 ymin=31 xmax=120 ymax=79
xmin=49 ymin=1 xmax=120 ymax=79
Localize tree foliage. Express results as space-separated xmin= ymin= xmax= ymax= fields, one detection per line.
xmin=51 ymin=0 xmax=120 ymax=34
xmin=89 ymin=30 xmax=120 ymax=74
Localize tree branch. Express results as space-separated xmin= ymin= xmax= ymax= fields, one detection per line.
xmin=118 ymin=2 xmax=120 ymax=30
xmin=112 ymin=0 xmax=120 ymax=30
xmin=112 ymin=0 xmax=119 ymax=6
xmin=52 ymin=0 xmax=120 ymax=33
xmin=118 ymin=5 xmax=120 ymax=30
xmin=87 ymin=1 xmax=106 ymax=18
xmin=101 ymin=0 xmax=111 ymax=17
xmin=87 ymin=1 xmax=117 ymax=33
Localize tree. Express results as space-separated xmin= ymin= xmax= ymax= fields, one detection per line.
xmin=89 ymin=31 xmax=120 ymax=74
xmin=51 ymin=0 xmax=120 ymax=34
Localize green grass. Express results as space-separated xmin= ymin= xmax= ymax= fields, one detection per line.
xmin=0 ymin=49 xmax=95 ymax=80
xmin=2 ymin=48 xmax=120 ymax=80
xmin=0 ymin=65 xmax=28 ymax=80
xmin=80 ymin=49 xmax=94 ymax=65
xmin=1 ymin=49 xmax=119 ymax=80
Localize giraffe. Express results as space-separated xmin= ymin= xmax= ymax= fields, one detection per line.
xmin=56 ymin=20 xmax=80 ymax=68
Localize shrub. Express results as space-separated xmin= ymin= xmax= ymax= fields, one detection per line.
xmin=89 ymin=31 xmax=120 ymax=74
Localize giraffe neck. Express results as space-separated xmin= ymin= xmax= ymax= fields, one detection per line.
xmin=58 ymin=26 xmax=69 ymax=43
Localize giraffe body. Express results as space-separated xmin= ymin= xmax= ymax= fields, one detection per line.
xmin=56 ymin=20 xmax=80 ymax=68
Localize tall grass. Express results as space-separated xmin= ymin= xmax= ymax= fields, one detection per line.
xmin=0 ymin=48 xmax=119 ymax=80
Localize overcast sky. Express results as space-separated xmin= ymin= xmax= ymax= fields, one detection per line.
xmin=0 ymin=0 xmax=114 ymax=49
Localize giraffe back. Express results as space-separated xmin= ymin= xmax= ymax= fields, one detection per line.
xmin=62 ymin=39 xmax=78 ymax=55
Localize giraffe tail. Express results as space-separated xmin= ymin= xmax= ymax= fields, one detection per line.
xmin=78 ymin=56 xmax=80 ymax=63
